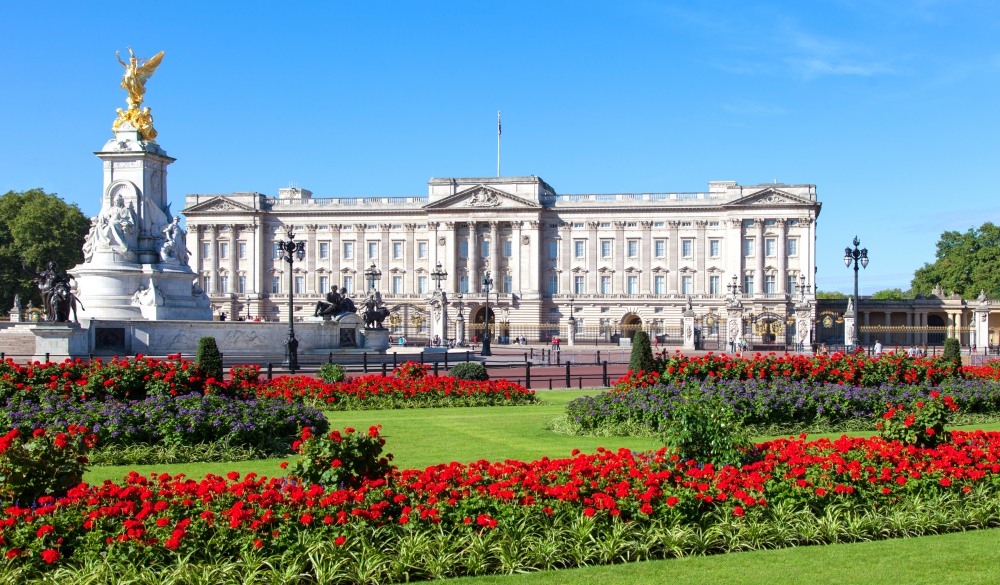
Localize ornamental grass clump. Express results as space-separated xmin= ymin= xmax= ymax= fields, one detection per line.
xmin=284 ymin=425 xmax=393 ymax=489
xmin=878 ymin=390 xmax=958 ymax=448
xmin=0 ymin=425 xmax=97 ymax=504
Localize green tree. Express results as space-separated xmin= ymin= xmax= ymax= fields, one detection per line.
xmin=629 ymin=330 xmax=656 ymax=374
xmin=870 ymin=288 xmax=913 ymax=300
xmin=815 ymin=290 xmax=849 ymax=300
xmin=195 ymin=336 xmax=224 ymax=380
xmin=0 ymin=189 xmax=90 ymax=311
xmin=911 ymin=222 xmax=1000 ymax=299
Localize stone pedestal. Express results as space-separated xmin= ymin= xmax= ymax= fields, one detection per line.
xmin=429 ymin=291 xmax=448 ymax=344
xmin=361 ymin=328 xmax=391 ymax=353
xmin=24 ymin=324 xmax=89 ymax=362
xmin=844 ymin=315 xmax=856 ymax=347
xmin=975 ymin=305 xmax=990 ymax=350
xmin=567 ymin=317 xmax=577 ymax=346
xmin=70 ymin=125 xmax=211 ymax=321
xmin=726 ymin=308 xmax=744 ymax=353
xmin=682 ymin=308 xmax=696 ymax=351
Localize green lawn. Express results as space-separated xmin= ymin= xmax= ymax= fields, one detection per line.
xmin=81 ymin=389 xmax=1000 ymax=584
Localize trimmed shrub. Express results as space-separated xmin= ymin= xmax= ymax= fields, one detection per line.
xmin=629 ymin=330 xmax=656 ymax=374
xmin=943 ymin=337 xmax=962 ymax=369
xmin=195 ymin=336 xmax=223 ymax=380
xmin=660 ymin=389 xmax=753 ymax=468
xmin=450 ymin=362 xmax=489 ymax=381
xmin=284 ymin=425 xmax=393 ymax=489
xmin=318 ymin=363 xmax=346 ymax=383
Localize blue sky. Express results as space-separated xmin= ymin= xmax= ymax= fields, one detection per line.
xmin=2 ymin=1 xmax=998 ymax=294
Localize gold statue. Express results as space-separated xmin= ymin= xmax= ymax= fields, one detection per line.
xmin=113 ymin=48 xmax=164 ymax=142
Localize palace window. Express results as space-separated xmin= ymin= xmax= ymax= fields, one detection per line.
xmin=319 ymin=275 xmax=329 ymax=293
xmin=367 ymin=241 xmax=378 ymax=259
xmin=502 ymin=274 xmax=512 ymax=293
xmin=417 ymin=241 xmax=428 ymax=259
xmin=319 ymin=242 xmax=329 ymax=259
xmin=458 ymin=241 xmax=468 ymax=258
xmin=207 ymin=243 xmax=214 ymax=259
xmin=547 ymin=275 xmax=558 ymax=294
xmin=709 ymin=239 xmax=720 ymax=257
xmin=654 ymin=275 xmax=665 ymax=294
xmin=204 ymin=276 xmax=212 ymax=293
xmin=392 ymin=242 xmax=403 ymax=260
xmin=626 ymin=275 xmax=638 ymax=294
xmin=219 ymin=242 xmax=229 ymax=260
xmin=392 ymin=276 xmax=403 ymax=294
xmin=744 ymin=238 xmax=755 ymax=256
xmin=574 ymin=240 xmax=586 ymax=258
xmin=574 ymin=275 xmax=585 ymax=294
xmin=271 ymin=275 xmax=280 ymax=294
xmin=681 ymin=275 xmax=692 ymax=295
xmin=681 ymin=239 xmax=693 ymax=258
xmin=764 ymin=274 xmax=776 ymax=294
xmin=220 ymin=275 xmax=229 ymax=293
xmin=417 ymin=276 xmax=428 ymax=294
xmin=343 ymin=241 xmax=354 ymax=259
xmin=743 ymin=274 xmax=754 ymax=293
xmin=238 ymin=242 xmax=247 ymax=259
xmin=654 ymin=239 xmax=665 ymax=257
xmin=342 ymin=275 xmax=353 ymax=293
xmin=627 ymin=240 xmax=639 ymax=258
xmin=765 ymin=238 xmax=777 ymax=257
xmin=787 ymin=238 xmax=798 ymax=256
xmin=238 ymin=274 xmax=246 ymax=294
xmin=458 ymin=275 xmax=469 ymax=293
xmin=600 ymin=275 xmax=611 ymax=294
xmin=503 ymin=239 xmax=512 ymax=257
xmin=548 ymin=241 xmax=558 ymax=259
xmin=710 ymin=275 xmax=721 ymax=295
xmin=480 ymin=240 xmax=490 ymax=258
xmin=294 ymin=276 xmax=304 ymax=294
xmin=600 ymin=240 xmax=612 ymax=258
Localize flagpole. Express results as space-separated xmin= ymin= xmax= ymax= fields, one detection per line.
xmin=497 ymin=110 xmax=501 ymax=177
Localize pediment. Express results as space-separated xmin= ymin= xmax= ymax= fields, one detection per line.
xmin=726 ymin=188 xmax=815 ymax=207
xmin=423 ymin=185 xmax=542 ymax=210
xmin=183 ymin=196 xmax=257 ymax=214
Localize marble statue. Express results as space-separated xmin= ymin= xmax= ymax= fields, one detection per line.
xmin=97 ymin=195 xmax=137 ymax=256
xmin=160 ymin=216 xmax=189 ymax=265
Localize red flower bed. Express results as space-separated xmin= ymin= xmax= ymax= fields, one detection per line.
xmin=3 ymin=430 xmax=1000 ymax=570
xmin=255 ymin=372 xmax=535 ymax=409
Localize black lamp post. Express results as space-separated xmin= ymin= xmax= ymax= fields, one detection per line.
xmin=430 ymin=261 xmax=448 ymax=291
xmin=278 ymin=229 xmax=306 ymax=372
xmin=481 ymin=273 xmax=494 ymax=356
xmin=843 ymin=236 xmax=869 ymax=348
xmin=727 ymin=273 xmax=741 ymax=297
xmin=364 ymin=262 xmax=382 ymax=292
xmin=567 ymin=295 xmax=576 ymax=340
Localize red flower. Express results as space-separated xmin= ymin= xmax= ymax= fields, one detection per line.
xmin=40 ymin=549 xmax=60 ymax=564
xmin=733 ymin=506 xmax=745 ymax=517
xmin=335 ymin=535 xmax=347 ymax=546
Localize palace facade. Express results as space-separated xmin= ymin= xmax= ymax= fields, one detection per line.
xmin=181 ymin=176 xmax=822 ymax=346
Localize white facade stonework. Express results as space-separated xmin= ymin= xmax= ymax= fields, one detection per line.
xmin=182 ymin=177 xmax=822 ymax=345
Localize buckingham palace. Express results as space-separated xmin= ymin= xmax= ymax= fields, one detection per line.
xmin=182 ymin=176 xmax=822 ymax=347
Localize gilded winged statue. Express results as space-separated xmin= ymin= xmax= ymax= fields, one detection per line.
xmin=113 ymin=48 xmax=164 ymax=142
xmin=116 ymin=47 xmax=164 ymax=109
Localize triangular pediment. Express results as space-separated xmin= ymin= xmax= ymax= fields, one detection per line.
xmin=423 ymin=185 xmax=542 ymax=210
xmin=183 ymin=196 xmax=257 ymax=214
xmin=726 ymin=187 xmax=815 ymax=207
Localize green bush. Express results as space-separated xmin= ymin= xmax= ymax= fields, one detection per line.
xmin=943 ymin=337 xmax=962 ymax=369
xmin=629 ymin=330 xmax=656 ymax=374
xmin=0 ymin=426 xmax=96 ymax=503
xmin=878 ymin=391 xmax=957 ymax=448
xmin=318 ymin=363 xmax=346 ymax=383
xmin=195 ymin=336 xmax=223 ymax=380
xmin=450 ymin=362 xmax=489 ymax=381
xmin=660 ymin=389 xmax=753 ymax=468
xmin=284 ymin=425 xmax=393 ymax=489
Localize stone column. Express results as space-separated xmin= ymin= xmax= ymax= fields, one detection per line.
xmin=526 ymin=221 xmax=541 ymax=296
xmin=975 ymin=296 xmax=990 ymax=351
xmin=189 ymin=224 xmax=202 ymax=281
xmin=443 ymin=222 xmax=457 ymax=294
xmin=614 ymin=221 xmax=626 ymax=291
xmin=228 ymin=224 xmax=240 ymax=295
xmin=304 ymin=224 xmax=317 ymax=293
xmin=695 ymin=220 xmax=707 ymax=293
xmin=489 ymin=221 xmax=499 ymax=288
xmin=682 ymin=305 xmax=696 ymax=350
xmin=640 ymin=221 xmax=653 ymax=293
xmin=379 ymin=224 xmax=391 ymax=291
xmin=512 ymin=221 xmax=523 ymax=294
xmin=329 ymin=225 xmax=341 ymax=292
xmin=208 ymin=225 xmax=219 ymax=293
xmin=667 ymin=221 xmax=680 ymax=293
xmin=560 ymin=222 xmax=572 ymax=293
xmin=467 ymin=222 xmax=478 ymax=291
xmin=776 ymin=219 xmax=787 ymax=295
xmin=588 ymin=221 xmax=600 ymax=294
xmin=405 ymin=224 xmax=416 ymax=292
xmin=754 ymin=219 xmax=765 ymax=294
xmin=253 ymin=223 xmax=264 ymax=295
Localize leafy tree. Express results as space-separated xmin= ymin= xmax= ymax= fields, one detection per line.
xmin=870 ymin=288 xmax=913 ymax=300
xmin=911 ymin=222 xmax=1000 ymax=299
xmin=815 ymin=290 xmax=849 ymax=300
xmin=0 ymin=189 xmax=89 ymax=311
xmin=195 ymin=337 xmax=223 ymax=380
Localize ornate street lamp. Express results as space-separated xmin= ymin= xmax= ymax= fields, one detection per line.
xmin=364 ymin=263 xmax=382 ymax=292
xmin=481 ymin=273 xmax=494 ymax=356
xmin=430 ymin=261 xmax=448 ymax=291
xmin=727 ymin=273 xmax=741 ymax=297
xmin=278 ymin=229 xmax=306 ymax=372
xmin=843 ymin=236 xmax=869 ymax=347
xmin=567 ymin=295 xmax=576 ymax=338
